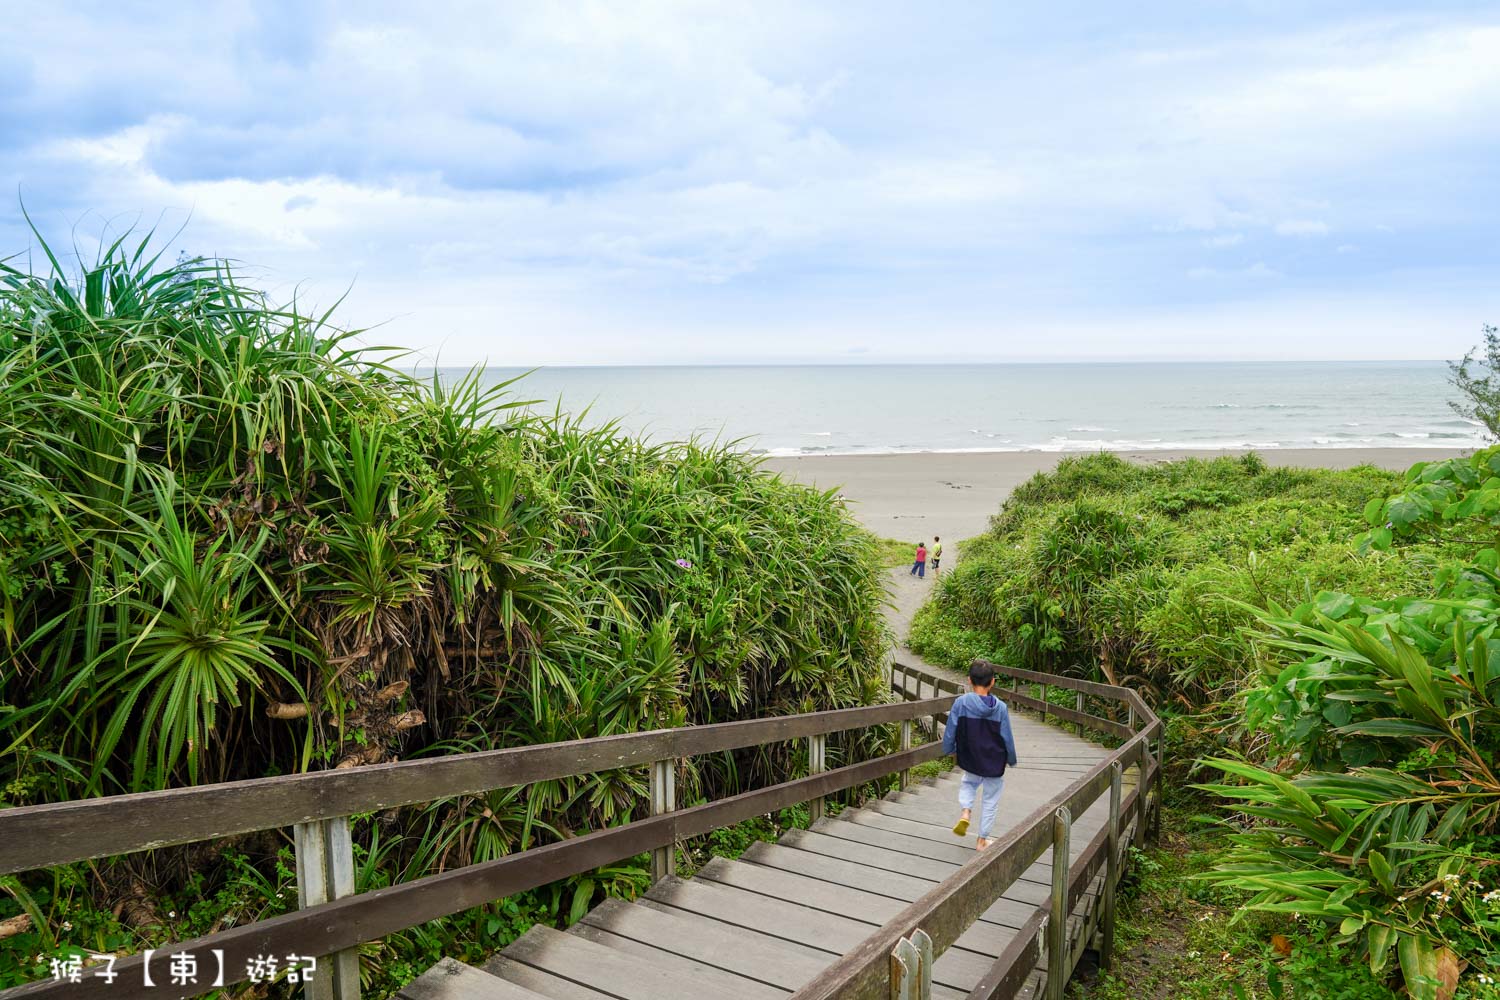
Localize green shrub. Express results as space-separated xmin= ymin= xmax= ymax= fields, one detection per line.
xmin=0 ymin=230 xmax=891 ymax=994
xmin=910 ymin=452 xmax=1425 ymax=703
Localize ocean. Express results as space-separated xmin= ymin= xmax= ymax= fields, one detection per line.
xmin=442 ymin=361 xmax=1487 ymax=457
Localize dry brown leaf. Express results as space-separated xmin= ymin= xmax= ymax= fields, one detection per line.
xmin=1270 ymin=934 xmax=1292 ymax=957
xmin=1434 ymin=946 xmax=1465 ymax=1000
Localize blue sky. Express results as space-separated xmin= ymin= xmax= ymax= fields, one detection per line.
xmin=3 ymin=1 xmax=1498 ymax=364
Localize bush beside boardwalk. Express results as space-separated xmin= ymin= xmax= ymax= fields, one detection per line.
xmin=0 ymin=237 xmax=890 ymax=992
xmin=912 ymin=451 xmax=1500 ymax=998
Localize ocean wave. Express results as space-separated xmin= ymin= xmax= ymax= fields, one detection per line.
xmin=1069 ymin=426 xmax=1117 ymax=432
xmin=757 ymin=435 xmax=1486 ymax=457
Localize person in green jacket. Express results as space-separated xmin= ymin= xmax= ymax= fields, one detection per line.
xmin=931 ymin=536 xmax=943 ymax=577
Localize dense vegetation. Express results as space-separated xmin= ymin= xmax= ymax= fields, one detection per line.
xmin=913 ymin=451 xmax=1500 ymax=999
xmin=0 ymin=235 xmax=890 ymax=991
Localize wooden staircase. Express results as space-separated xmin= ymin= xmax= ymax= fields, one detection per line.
xmin=400 ymin=712 xmax=1138 ymax=1000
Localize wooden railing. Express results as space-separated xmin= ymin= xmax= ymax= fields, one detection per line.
xmin=1 ymin=659 xmax=1160 ymax=1000
xmin=0 ymin=695 xmax=957 ymax=1000
xmin=792 ymin=658 xmax=1164 ymax=1000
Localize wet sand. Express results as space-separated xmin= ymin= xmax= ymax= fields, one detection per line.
xmin=764 ymin=448 xmax=1471 ymax=542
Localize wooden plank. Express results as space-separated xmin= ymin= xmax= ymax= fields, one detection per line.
xmin=398 ymin=959 xmax=549 ymax=1000
xmin=0 ymin=743 xmax=942 ymax=1000
xmin=480 ymin=956 xmax=614 ymax=1000
xmin=503 ymin=925 xmax=755 ymax=1000
xmin=580 ymin=896 xmax=822 ymax=990
xmin=871 ymin=795 xmax=1113 ymax=846
xmin=788 ymin=823 xmax=1060 ymax=894
xmin=786 ymin=757 xmax=1121 ymax=1000
xmin=692 ymin=858 xmax=1011 ymax=969
xmin=809 ymin=816 xmax=986 ymax=866
xmin=566 ymin=924 xmax=786 ymax=997
xmin=744 ymin=842 xmax=1036 ymax=930
xmin=0 ymin=695 xmax=953 ymax=874
xmin=645 ymin=876 xmax=876 ymax=954
xmin=962 ymin=909 xmax=1046 ymax=1000
xmin=642 ymin=876 xmax=991 ymax=994
xmin=804 ymin=821 xmax=1062 ymax=905
xmin=783 ymin=827 xmax=969 ymax=879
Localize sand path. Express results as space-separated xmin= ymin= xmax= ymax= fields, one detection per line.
xmin=885 ymin=563 xmax=965 ymax=685
xmin=767 ymin=447 xmax=1467 ymax=542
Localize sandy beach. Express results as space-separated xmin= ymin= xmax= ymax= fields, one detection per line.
xmin=764 ymin=448 xmax=1472 ymax=542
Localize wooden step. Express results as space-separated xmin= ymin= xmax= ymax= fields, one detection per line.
xmin=495 ymin=923 xmax=759 ymax=1000
xmin=399 ymin=958 xmax=557 ymax=1000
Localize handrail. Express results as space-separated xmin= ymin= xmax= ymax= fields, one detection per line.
xmin=0 ymin=695 xmax=953 ymax=874
xmin=0 ymin=694 xmax=954 ymax=1000
xmin=796 ymin=657 xmax=1163 ymax=1000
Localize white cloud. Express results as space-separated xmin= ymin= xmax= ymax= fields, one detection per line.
xmin=1 ymin=3 xmax=1497 ymax=362
xmin=1188 ymin=261 xmax=1281 ymax=280
xmin=1275 ymin=220 xmax=1330 ymax=237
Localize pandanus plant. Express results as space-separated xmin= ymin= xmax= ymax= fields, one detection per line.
xmin=1201 ymin=608 xmax=1500 ymax=999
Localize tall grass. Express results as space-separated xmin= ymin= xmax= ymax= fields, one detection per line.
xmin=0 ymin=228 xmax=890 ymax=988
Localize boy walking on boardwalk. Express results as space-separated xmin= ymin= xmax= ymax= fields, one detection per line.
xmin=943 ymin=662 xmax=1018 ymax=850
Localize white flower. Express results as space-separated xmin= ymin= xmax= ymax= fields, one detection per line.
xmin=167 ymin=911 xmax=176 ymax=918
xmin=61 ymin=921 xmax=72 ymax=931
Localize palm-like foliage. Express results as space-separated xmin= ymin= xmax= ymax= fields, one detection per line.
xmin=1199 ymin=453 xmax=1500 ymax=998
xmin=2 ymin=224 xmax=891 ymax=986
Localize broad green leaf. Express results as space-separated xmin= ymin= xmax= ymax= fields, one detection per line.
xmin=1367 ymin=850 xmax=1393 ymax=892
xmin=1335 ymin=718 xmax=1446 ymax=739
xmin=1368 ymin=923 xmax=1396 ymax=974
xmin=1397 ymin=933 xmax=1438 ymax=1000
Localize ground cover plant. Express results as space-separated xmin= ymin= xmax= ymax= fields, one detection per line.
xmin=909 ymin=451 xmax=1440 ymax=708
xmin=0 ymin=230 xmax=892 ymax=994
xmin=911 ymin=449 xmax=1500 ymax=997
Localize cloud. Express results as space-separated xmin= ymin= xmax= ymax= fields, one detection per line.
xmin=0 ymin=3 xmax=1497 ymax=363
xmin=1188 ymin=261 xmax=1281 ymax=280
xmin=1275 ymin=220 xmax=1330 ymax=237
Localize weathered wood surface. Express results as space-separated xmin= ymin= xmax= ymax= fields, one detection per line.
xmin=409 ymin=706 xmax=1143 ymax=1000
xmin=0 ymin=742 xmax=943 ymax=1000
xmin=0 ymin=695 xmax=953 ymax=874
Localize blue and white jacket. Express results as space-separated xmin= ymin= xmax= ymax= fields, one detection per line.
xmin=942 ymin=692 xmax=1019 ymax=778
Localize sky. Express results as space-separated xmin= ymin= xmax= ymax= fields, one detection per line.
xmin=3 ymin=1 xmax=1498 ymax=365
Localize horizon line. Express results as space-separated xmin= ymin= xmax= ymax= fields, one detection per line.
xmin=399 ymin=357 xmax=1456 ymax=370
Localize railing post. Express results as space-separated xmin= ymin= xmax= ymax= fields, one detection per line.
xmin=898 ymin=720 xmax=913 ymax=791
xmin=1047 ymin=806 xmax=1071 ymax=1000
xmin=1039 ymin=684 xmax=1048 ymax=723
xmin=293 ymin=817 xmax=359 ymax=1000
xmin=649 ymin=758 xmax=676 ymax=882
xmin=1134 ymin=741 xmax=1149 ymax=849
xmin=808 ymin=733 xmax=827 ymax=822
xmin=1101 ymin=761 xmax=1122 ymax=970
xmin=1075 ymin=691 xmax=1084 ymax=736
xmin=889 ymin=929 xmax=933 ymax=1000
xmin=1150 ymin=726 xmax=1164 ymax=839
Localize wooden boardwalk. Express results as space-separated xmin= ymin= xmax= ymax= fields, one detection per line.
xmin=400 ymin=711 xmax=1136 ymax=1000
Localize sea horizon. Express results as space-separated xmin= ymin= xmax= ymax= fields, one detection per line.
xmin=425 ymin=360 xmax=1488 ymax=458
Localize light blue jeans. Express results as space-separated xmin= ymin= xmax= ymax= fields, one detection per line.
xmin=958 ymin=771 xmax=1006 ymax=838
